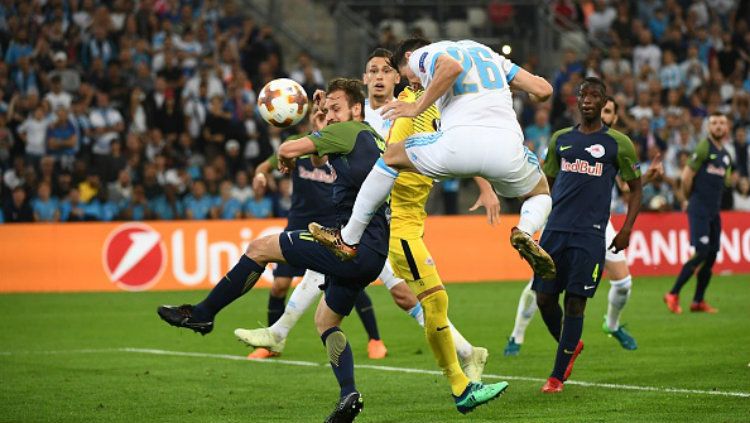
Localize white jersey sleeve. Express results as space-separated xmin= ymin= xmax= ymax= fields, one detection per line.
xmin=407 ymin=40 xmax=523 ymax=135
xmin=408 ymin=42 xmax=450 ymax=89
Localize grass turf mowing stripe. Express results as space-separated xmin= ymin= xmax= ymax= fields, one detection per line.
xmin=3 ymin=347 xmax=749 ymax=399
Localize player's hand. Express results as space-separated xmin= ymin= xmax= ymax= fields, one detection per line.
xmin=312 ymin=89 xmax=326 ymax=106
xmin=609 ymin=228 xmax=632 ymax=253
xmin=469 ymin=191 xmax=501 ymax=225
xmin=252 ymin=173 xmax=267 ymax=189
xmin=381 ymin=100 xmax=420 ymax=121
xmin=278 ymin=156 xmax=295 ymax=174
xmin=643 ymin=153 xmax=664 ymax=184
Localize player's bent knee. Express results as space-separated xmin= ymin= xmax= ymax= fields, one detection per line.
xmin=244 ymin=234 xmax=282 ymax=263
xmin=314 ymin=298 xmax=343 ymax=335
xmin=605 ymin=259 xmax=630 ymax=280
xmin=536 ymin=292 xmax=558 ymax=309
xmin=564 ymin=294 xmax=587 ymax=317
xmin=520 ymin=174 xmax=550 ymax=199
xmin=383 ymin=143 xmax=412 ymax=171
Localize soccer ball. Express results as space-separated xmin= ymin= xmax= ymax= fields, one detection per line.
xmin=257 ymin=78 xmax=309 ymax=127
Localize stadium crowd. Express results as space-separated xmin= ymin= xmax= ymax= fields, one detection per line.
xmin=0 ymin=0 xmax=749 ymax=223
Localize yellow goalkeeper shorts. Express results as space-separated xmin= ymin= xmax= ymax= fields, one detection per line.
xmin=388 ymin=237 xmax=442 ymax=296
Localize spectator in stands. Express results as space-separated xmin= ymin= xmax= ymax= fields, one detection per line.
xmin=4 ymin=186 xmax=33 ymax=223
xmin=733 ymin=125 xmax=749 ymax=177
xmin=630 ymin=91 xmax=654 ymax=121
xmin=89 ymin=92 xmax=124 ymax=160
xmin=633 ymin=117 xmax=667 ymax=162
xmin=0 ymin=111 xmax=14 ymax=169
xmin=213 ymin=180 xmax=242 ymax=219
xmin=60 ymin=188 xmax=84 ymax=222
xmin=83 ymin=25 xmax=116 ymax=68
xmin=244 ymin=177 xmax=273 ymax=218
xmin=231 ymin=170 xmax=253 ymax=204
xmin=184 ymin=81 xmax=209 ymax=140
xmin=17 ymin=105 xmax=48 ymax=168
xmin=202 ymin=95 xmax=232 ymax=159
xmin=154 ymin=90 xmax=183 ymax=144
xmin=588 ymin=0 xmax=616 ymax=41
xmin=44 ymin=76 xmax=73 ymax=112
xmin=224 ymin=139 xmax=246 ymax=177
xmin=290 ymin=52 xmax=325 ymax=97
xmin=124 ymin=184 xmax=149 ymax=220
xmin=274 ymin=176 xmax=292 ymax=217
xmin=108 ymin=169 xmax=134 ymax=209
xmin=680 ymin=44 xmax=709 ymax=95
xmin=46 ymin=108 xmax=78 ymax=167
xmin=32 ymin=182 xmax=59 ymax=222
xmin=524 ymin=107 xmax=551 ymax=153
xmin=151 ymin=183 xmax=184 ymax=220
xmin=734 ymin=177 xmax=750 ymax=211
xmin=633 ymin=29 xmax=662 ymax=75
xmin=184 ymin=180 xmax=213 ymax=220
xmin=659 ymin=50 xmax=683 ymax=91
xmin=601 ymin=45 xmax=631 ymax=89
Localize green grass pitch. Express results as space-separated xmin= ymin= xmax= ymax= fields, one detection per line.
xmin=1 ymin=275 xmax=748 ymax=422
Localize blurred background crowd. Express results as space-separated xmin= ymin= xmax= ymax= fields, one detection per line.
xmin=1 ymin=0 xmax=749 ymax=223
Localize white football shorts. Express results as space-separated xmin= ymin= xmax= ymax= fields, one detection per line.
xmin=403 ymin=126 xmax=542 ymax=198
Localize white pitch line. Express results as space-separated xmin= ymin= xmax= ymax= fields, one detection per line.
xmin=2 ymin=347 xmax=749 ymax=399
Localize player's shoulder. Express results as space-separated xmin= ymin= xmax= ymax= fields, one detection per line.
xmin=695 ymin=138 xmax=710 ymax=150
xmin=550 ymin=126 xmax=575 ymax=141
xmin=604 ymin=127 xmax=633 ymax=144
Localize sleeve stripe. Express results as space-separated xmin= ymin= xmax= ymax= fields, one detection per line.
xmin=506 ymin=64 xmax=519 ymax=83
xmin=428 ymin=52 xmax=444 ymax=76
xmin=375 ymin=157 xmax=398 ymax=177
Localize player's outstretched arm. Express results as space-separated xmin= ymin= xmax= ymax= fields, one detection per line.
xmin=253 ymin=157 xmax=274 ymax=188
xmin=509 ymin=68 xmax=553 ymax=102
xmin=278 ymin=137 xmax=317 ymax=172
xmin=469 ymin=177 xmax=501 ymax=225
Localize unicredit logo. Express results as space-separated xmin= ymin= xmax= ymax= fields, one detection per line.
xmin=102 ymin=223 xmax=166 ymax=291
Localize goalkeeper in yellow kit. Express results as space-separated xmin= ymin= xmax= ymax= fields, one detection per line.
xmin=386 ymin=86 xmax=509 ymax=413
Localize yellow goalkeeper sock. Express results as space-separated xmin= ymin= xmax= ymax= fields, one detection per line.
xmin=421 ymin=287 xmax=470 ymax=396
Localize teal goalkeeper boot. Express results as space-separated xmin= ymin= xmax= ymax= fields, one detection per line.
xmin=602 ymin=316 xmax=638 ymax=350
xmin=503 ymin=336 xmax=522 ymax=356
xmin=454 ymin=381 xmax=509 ymax=414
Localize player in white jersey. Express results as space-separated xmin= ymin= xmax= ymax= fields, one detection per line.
xmin=309 ymin=37 xmax=557 ymax=282
xmin=504 ymin=96 xmax=664 ymax=354
xmin=363 ymin=48 xmax=396 ymax=138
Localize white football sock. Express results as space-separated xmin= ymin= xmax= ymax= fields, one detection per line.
xmin=511 ymin=280 xmax=537 ymax=344
xmin=606 ymin=275 xmax=632 ymax=331
xmin=270 ymin=270 xmax=324 ymax=341
xmin=449 ymin=319 xmax=475 ymax=360
xmin=516 ymin=194 xmax=552 ymax=235
xmin=379 ymin=260 xmax=405 ymax=291
xmin=341 ymin=159 xmax=398 ymax=245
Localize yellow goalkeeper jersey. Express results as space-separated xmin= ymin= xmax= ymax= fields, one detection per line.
xmin=387 ymin=87 xmax=439 ymax=239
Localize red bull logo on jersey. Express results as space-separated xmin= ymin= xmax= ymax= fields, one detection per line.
xmin=298 ymin=166 xmax=337 ymax=184
xmin=585 ymin=144 xmax=606 ymax=158
xmin=706 ymin=163 xmax=727 ymax=177
xmin=561 ymin=158 xmax=603 ymax=176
